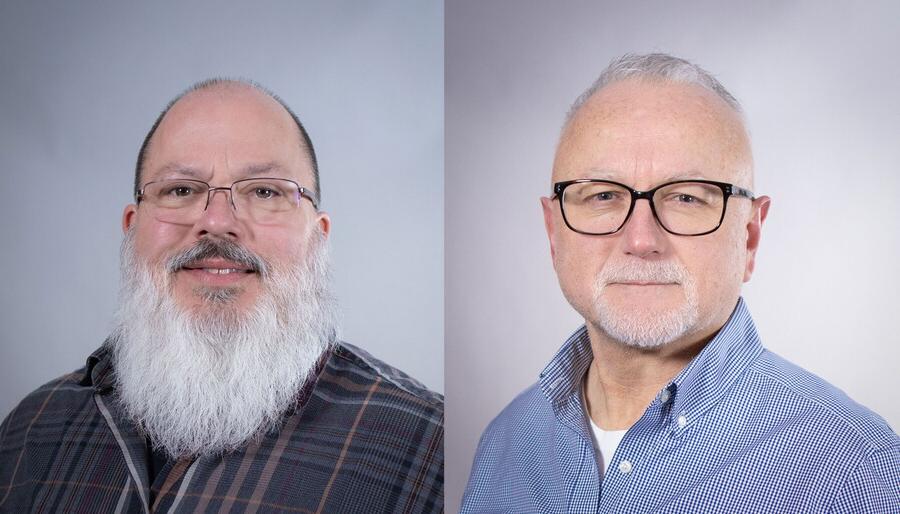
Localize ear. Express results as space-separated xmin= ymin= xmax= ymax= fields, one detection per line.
xmin=315 ymin=211 xmax=331 ymax=239
xmin=122 ymin=204 xmax=137 ymax=233
xmin=743 ymin=195 xmax=771 ymax=282
xmin=541 ymin=197 xmax=557 ymax=260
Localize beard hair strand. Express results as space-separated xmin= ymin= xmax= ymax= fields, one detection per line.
xmin=110 ymin=231 xmax=338 ymax=459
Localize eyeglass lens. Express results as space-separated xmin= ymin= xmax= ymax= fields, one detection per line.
xmin=560 ymin=181 xmax=726 ymax=235
xmin=141 ymin=179 xmax=303 ymax=224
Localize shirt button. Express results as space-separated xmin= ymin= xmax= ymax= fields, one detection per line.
xmin=618 ymin=460 xmax=633 ymax=474
xmin=658 ymin=389 xmax=671 ymax=403
xmin=677 ymin=414 xmax=687 ymax=428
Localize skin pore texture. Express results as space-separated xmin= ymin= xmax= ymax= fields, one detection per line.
xmin=114 ymin=83 xmax=339 ymax=458
xmin=541 ymin=78 xmax=770 ymax=430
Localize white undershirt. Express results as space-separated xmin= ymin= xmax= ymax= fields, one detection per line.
xmin=581 ymin=383 xmax=629 ymax=476
xmin=587 ymin=416 xmax=628 ymax=476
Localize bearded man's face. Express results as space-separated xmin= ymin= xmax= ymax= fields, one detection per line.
xmin=113 ymin=84 xmax=337 ymax=458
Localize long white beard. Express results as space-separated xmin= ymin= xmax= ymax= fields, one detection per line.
xmin=592 ymin=259 xmax=699 ymax=348
xmin=111 ymin=231 xmax=338 ymax=459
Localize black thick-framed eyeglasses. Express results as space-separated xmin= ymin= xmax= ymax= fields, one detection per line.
xmin=552 ymin=179 xmax=755 ymax=236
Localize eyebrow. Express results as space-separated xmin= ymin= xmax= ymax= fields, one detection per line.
xmin=155 ymin=163 xmax=206 ymax=180
xmin=241 ymin=162 xmax=287 ymax=177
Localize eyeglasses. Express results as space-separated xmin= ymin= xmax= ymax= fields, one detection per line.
xmin=136 ymin=177 xmax=318 ymax=225
xmin=552 ymin=179 xmax=755 ymax=236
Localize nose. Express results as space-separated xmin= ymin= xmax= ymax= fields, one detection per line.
xmin=193 ymin=188 xmax=242 ymax=239
xmin=619 ymin=199 xmax=668 ymax=258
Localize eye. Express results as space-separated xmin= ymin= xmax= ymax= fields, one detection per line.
xmin=161 ymin=184 xmax=201 ymax=197
xmin=676 ymin=194 xmax=699 ymax=204
xmin=592 ymin=191 xmax=618 ymax=201
xmin=253 ymin=187 xmax=281 ymax=200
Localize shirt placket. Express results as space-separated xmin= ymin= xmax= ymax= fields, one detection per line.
xmin=597 ymin=390 xmax=675 ymax=512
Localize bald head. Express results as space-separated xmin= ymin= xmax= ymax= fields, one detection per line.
xmin=557 ymin=53 xmax=753 ymax=189
xmin=134 ymin=79 xmax=320 ymax=201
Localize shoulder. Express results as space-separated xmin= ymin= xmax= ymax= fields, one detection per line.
xmin=1 ymin=368 xmax=93 ymax=431
xmin=463 ymin=383 xmax=561 ymax=512
xmin=749 ymin=350 xmax=897 ymax=452
xmin=470 ymin=382 xmax=555 ymax=472
xmin=0 ymin=368 xmax=94 ymax=474
xmin=311 ymin=342 xmax=444 ymax=504
xmin=321 ymin=341 xmax=443 ymax=423
xmin=743 ymin=350 xmax=899 ymax=508
xmin=480 ymin=383 xmax=551 ymax=443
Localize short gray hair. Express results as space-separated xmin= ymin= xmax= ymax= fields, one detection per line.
xmin=566 ymin=53 xmax=743 ymax=125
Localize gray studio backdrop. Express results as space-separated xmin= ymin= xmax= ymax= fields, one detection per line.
xmin=446 ymin=0 xmax=900 ymax=511
xmin=0 ymin=0 xmax=443 ymax=423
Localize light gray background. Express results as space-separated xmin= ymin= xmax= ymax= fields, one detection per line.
xmin=446 ymin=0 xmax=900 ymax=510
xmin=0 ymin=0 xmax=443 ymax=423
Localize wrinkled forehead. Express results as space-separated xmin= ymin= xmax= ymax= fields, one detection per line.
xmin=553 ymin=79 xmax=753 ymax=189
xmin=143 ymin=86 xmax=314 ymax=185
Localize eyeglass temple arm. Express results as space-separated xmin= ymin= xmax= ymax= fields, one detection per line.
xmin=298 ymin=187 xmax=319 ymax=209
xmin=730 ymin=185 xmax=755 ymax=200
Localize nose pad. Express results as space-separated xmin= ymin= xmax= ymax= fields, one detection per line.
xmin=204 ymin=188 xmax=236 ymax=212
xmin=193 ymin=188 xmax=242 ymax=238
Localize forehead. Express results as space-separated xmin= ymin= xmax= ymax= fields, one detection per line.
xmin=144 ymin=86 xmax=313 ymax=184
xmin=553 ymin=79 xmax=752 ymax=187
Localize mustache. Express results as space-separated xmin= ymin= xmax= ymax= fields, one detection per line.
xmin=165 ymin=238 xmax=269 ymax=277
xmin=597 ymin=260 xmax=687 ymax=285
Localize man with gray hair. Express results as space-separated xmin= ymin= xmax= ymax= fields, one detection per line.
xmin=462 ymin=54 xmax=898 ymax=512
xmin=0 ymin=79 xmax=443 ymax=513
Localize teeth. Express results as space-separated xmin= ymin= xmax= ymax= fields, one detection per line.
xmin=203 ymin=268 xmax=241 ymax=274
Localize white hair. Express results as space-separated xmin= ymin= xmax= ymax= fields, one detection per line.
xmin=111 ymin=229 xmax=338 ymax=458
xmin=591 ymin=258 xmax=701 ymax=348
xmin=566 ymin=53 xmax=744 ymax=126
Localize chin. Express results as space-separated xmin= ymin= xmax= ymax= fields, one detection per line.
xmin=592 ymin=284 xmax=700 ymax=349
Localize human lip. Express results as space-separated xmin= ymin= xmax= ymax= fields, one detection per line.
xmin=609 ymin=281 xmax=678 ymax=286
xmin=180 ymin=258 xmax=256 ymax=273
xmin=178 ymin=259 xmax=257 ymax=284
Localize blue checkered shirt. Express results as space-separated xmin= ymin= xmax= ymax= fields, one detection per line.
xmin=462 ymin=298 xmax=899 ymax=513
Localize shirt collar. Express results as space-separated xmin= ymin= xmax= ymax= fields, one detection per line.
xmin=80 ymin=339 xmax=115 ymax=393
xmin=539 ymin=297 xmax=764 ymax=430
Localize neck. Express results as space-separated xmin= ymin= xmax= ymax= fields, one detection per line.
xmin=582 ymin=324 xmax=713 ymax=430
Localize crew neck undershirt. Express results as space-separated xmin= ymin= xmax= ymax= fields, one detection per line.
xmin=587 ymin=416 xmax=628 ymax=475
xmin=581 ymin=382 xmax=629 ymax=476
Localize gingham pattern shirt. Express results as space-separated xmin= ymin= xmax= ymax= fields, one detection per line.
xmin=462 ymin=298 xmax=899 ymax=513
xmin=0 ymin=341 xmax=444 ymax=513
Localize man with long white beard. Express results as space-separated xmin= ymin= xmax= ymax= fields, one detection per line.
xmin=0 ymin=79 xmax=443 ymax=513
xmin=462 ymin=53 xmax=898 ymax=513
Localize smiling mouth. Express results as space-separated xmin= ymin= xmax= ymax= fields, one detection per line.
xmin=177 ymin=258 xmax=260 ymax=284
xmin=181 ymin=267 xmax=255 ymax=275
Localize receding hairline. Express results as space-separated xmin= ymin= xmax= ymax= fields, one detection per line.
xmin=134 ymin=78 xmax=321 ymax=203
xmin=558 ymin=53 xmax=754 ymax=188
xmin=565 ymin=53 xmax=745 ymax=126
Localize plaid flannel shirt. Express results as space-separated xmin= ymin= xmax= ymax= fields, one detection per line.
xmin=0 ymin=341 xmax=443 ymax=513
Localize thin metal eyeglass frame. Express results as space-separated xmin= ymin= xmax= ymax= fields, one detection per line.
xmin=135 ymin=177 xmax=319 ymax=212
xmin=552 ymin=178 xmax=755 ymax=236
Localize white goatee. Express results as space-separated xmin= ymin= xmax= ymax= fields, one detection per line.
xmin=592 ymin=259 xmax=699 ymax=348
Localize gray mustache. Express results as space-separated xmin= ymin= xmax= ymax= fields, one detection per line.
xmin=598 ymin=261 xmax=687 ymax=284
xmin=166 ymin=238 xmax=269 ymax=277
